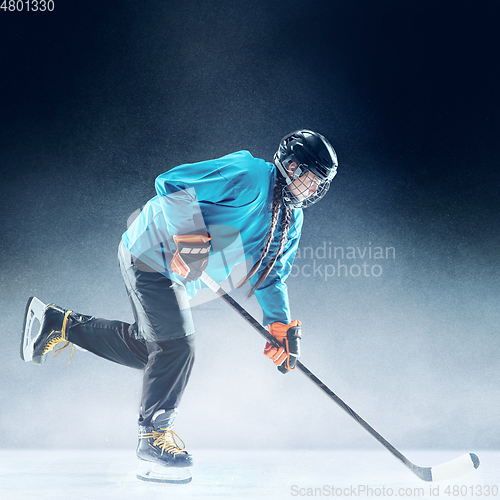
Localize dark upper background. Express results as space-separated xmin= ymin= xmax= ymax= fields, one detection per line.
xmin=1 ymin=0 xmax=498 ymax=263
xmin=0 ymin=0 xmax=498 ymax=451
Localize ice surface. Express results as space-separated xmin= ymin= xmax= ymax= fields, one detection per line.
xmin=0 ymin=449 xmax=497 ymax=500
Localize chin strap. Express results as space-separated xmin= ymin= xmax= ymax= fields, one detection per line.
xmin=274 ymin=157 xmax=294 ymax=186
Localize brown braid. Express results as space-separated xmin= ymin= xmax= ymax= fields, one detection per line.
xmin=237 ymin=181 xmax=293 ymax=297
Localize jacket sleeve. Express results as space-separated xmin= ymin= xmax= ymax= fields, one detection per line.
xmin=253 ymin=208 xmax=303 ymax=326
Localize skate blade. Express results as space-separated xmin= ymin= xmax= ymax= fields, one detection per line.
xmin=20 ymin=297 xmax=46 ymax=363
xmin=136 ymin=461 xmax=192 ymax=484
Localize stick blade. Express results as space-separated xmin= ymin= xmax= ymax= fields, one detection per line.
xmin=429 ymin=453 xmax=480 ymax=482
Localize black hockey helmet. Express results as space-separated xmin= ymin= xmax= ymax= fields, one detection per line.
xmin=274 ymin=129 xmax=338 ymax=208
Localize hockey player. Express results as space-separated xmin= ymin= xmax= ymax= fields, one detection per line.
xmin=20 ymin=130 xmax=338 ymax=483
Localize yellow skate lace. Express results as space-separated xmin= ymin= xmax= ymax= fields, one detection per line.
xmin=42 ymin=309 xmax=75 ymax=365
xmin=141 ymin=427 xmax=187 ymax=456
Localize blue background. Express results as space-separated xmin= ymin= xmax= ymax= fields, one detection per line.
xmin=0 ymin=0 xmax=498 ymax=451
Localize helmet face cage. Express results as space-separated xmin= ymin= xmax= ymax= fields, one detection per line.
xmin=281 ymin=177 xmax=331 ymax=208
xmin=275 ymin=130 xmax=337 ymax=208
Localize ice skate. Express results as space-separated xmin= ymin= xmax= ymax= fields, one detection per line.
xmin=21 ymin=297 xmax=77 ymax=364
xmin=136 ymin=409 xmax=193 ymax=483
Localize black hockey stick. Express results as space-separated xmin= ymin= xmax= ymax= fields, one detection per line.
xmin=200 ymin=271 xmax=479 ymax=482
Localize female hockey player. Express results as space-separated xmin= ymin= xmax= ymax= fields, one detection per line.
xmin=20 ymin=129 xmax=338 ymax=483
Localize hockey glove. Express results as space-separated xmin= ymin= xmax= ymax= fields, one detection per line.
xmin=171 ymin=233 xmax=211 ymax=282
xmin=264 ymin=320 xmax=301 ymax=374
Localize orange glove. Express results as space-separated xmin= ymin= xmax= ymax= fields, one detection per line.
xmin=171 ymin=234 xmax=211 ymax=281
xmin=264 ymin=320 xmax=301 ymax=373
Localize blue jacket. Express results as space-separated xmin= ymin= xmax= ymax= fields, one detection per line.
xmin=122 ymin=150 xmax=303 ymax=325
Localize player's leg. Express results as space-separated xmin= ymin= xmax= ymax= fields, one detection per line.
xmin=119 ymin=242 xmax=197 ymax=482
xmin=61 ymin=242 xmax=156 ymax=368
xmin=65 ymin=237 xmax=196 ymax=371
xmin=135 ymin=337 xmax=195 ymax=475
xmin=139 ymin=336 xmax=195 ymax=427
xmin=66 ymin=316 xmax=148 ymax=369
xmin=20 ymin=242 xmax=153 ymax=369
xmin=21 ymin=298 xmax=149 ymax=368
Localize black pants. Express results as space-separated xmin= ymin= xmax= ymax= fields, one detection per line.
xmin=66 ymin=241 xmax=195 ymax=426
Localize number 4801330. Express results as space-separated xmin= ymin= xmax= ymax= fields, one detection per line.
xmin=1 ymin=0 xmax=55 ymax=11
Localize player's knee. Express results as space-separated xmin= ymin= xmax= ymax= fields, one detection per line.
xmin=147 ymin=335 xmax=195 ymax=362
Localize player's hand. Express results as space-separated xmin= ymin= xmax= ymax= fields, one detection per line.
xmin=264 ymin=320 xmax=301 ymax=374
xmin=171 ymin=233 xmax=211 ymax=281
